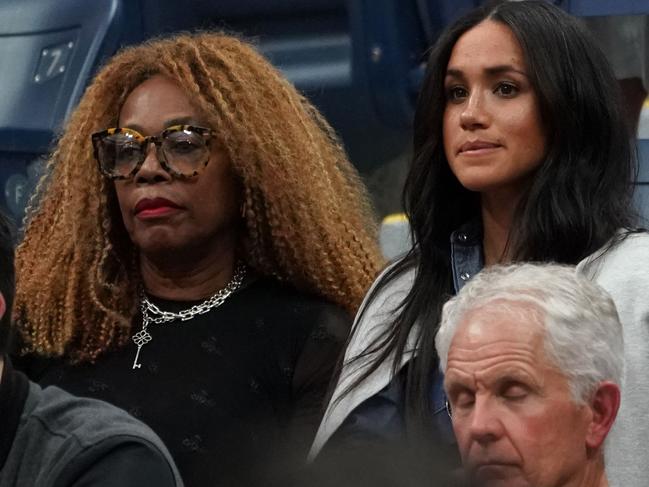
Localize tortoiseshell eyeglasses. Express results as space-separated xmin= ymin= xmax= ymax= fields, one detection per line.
xmin=91 ymin=125 xmax=214 ymax=180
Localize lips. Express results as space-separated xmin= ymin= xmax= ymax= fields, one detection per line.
xmin=459 ymin=140 xmax=502 ymax=154
xmin=469 ymin=460 xmax=519 ymax=474
xmin=134 ymin=197 xmax=182 ymax=218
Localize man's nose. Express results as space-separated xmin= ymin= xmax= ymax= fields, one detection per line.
xmin=467 ymin=396 xmax=503 ymax=446
xmin=134 ymin=142 xmax=172 ymax=184
xmin=459 ymin=91 xmax=490 ymax=130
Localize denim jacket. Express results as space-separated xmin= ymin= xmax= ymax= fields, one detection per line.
xmin=317 ymin=221 xmax=483 ymax=456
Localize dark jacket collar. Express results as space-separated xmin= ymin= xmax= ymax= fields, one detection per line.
xmin=0 ymin=356 xmax=30 ymax=471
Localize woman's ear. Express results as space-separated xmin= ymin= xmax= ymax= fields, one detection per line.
xmin=585 ymin=381 xmax=621 ymax=450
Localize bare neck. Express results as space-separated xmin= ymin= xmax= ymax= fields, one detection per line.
xmin=480 ymin=189 xmax=519 ymax=266
xmin=139 ymin=245 xmax=238 ymax=301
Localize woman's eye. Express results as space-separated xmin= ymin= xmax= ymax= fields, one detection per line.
xmin=116 ymin=143 xmax=141 ymax=157
xmin=446 ymin=86 xmax=468 ymax=102
xmin=169 ymin=139 xmax=200 ymax=153
xmin=494 ymin=82 xmax=519 ymax=97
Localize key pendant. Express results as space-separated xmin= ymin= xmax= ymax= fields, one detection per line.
xmin=132 ymin=329 xmax=152 ymax=369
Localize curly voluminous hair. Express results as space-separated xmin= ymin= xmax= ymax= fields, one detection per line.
xmin=15 ymin=32 xmax=383 ymax=363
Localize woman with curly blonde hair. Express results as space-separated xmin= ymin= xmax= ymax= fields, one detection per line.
xmin=14 ymin=32 xmax=383 ymax=485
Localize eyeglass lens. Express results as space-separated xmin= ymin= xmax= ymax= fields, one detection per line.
xmin=97 ymin=128 xmax=209 ymax=178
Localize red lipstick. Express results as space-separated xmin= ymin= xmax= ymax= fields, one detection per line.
xmin=134 ymin=197 xmax=182 ymax=219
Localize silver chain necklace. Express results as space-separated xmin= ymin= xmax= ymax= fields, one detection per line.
xmin=131 ymin=264 xmax=247 ymax=370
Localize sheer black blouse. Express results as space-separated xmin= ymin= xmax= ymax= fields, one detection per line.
xmin=20 ymin=276 xmax=350 ymax=486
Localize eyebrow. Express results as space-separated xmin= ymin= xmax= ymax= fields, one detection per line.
xmin=122 ymin=116 xmax=200 ymax=133
xmin=444 ymin=369 xmax=474 ymax=391
xmin=445 ymin=378 xmax=473 ymax=396
xmin=445 ymin=359 xmax=542 ymax=389
xmin=493 ymin=371 xmax=537 ymax=387
xmin=445 ymin=64 xmax=529 ymax=79
xmin=478 ymin=366 xmax=542 ymax=392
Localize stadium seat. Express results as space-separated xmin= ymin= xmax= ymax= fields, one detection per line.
xmin=0 ymin=0 xmax=142 ymax=220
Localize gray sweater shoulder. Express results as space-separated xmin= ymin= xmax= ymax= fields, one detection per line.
xmin=3 ymin=382 xmax=183 ymax=487
xmin=578 ymin=231 xmax=649 ymax=487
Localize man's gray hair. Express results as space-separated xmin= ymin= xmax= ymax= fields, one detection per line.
xmin=435 ymin=263 xmax=624 ymax=403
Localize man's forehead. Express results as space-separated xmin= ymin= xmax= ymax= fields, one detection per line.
xmin=445 ymin=303 xmax=561 ymax=386
xmin=446 ymin=338 xmax=542 ymax=378
xmin=453 ymin=301 xmax=545 ymax=348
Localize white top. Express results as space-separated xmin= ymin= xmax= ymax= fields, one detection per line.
xmin=577 ymin=232 xmax=649 ymax=487
xmin=308 ymin=263 xmax=418 ymax=460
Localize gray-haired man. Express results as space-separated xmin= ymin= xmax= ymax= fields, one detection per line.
xmin=436 ymin=263 xmax=623 ymax=487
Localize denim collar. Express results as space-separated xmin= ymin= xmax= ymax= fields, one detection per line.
xmin=428 ymin=219 xmax=483 ymax=438
xmin=449 ymin=219 xmax=483 ymax=293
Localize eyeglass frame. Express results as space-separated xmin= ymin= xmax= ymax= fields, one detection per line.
xmin=91 ymin=124 xmax=215 ymax=181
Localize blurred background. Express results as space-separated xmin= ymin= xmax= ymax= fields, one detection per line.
xmin=0 ymin=0 xmax=647 ymax=257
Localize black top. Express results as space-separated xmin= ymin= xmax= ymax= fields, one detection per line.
xmin=19 ymin=277 xmax=349 ymax=486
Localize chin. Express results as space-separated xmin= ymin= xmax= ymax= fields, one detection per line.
xmin=455 ymin=175 xmax=525 ymax=197
xmin=137 ymin=244 xmax=180 ymax=261
xmin=451 ymin=167 xmax=498 ymax=193
xmin=454 ymin=178 xmax=497 ymax=194
xmin=470 ymin=470 xmax=530 ymax=487
xmin=132 ymin=234 xmax=184 ymax=256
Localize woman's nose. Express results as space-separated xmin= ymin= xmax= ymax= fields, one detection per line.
xmin=134 ymin=142 xmax=172 ymax=184
xmin=459 ymin=91 xmax=490 ymax=130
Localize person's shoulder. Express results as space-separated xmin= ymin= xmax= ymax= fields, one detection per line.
xmin=19 ymin=383 xmax=182 ymax=485
xmin=30 ymin=383 xmax=154 ymax=439
xmin=579 ymin=230 xmax=649 ymax=276
xmin=607 ymin=230 xmax=649 ymax=257
xmin=249 ymin=277 xmax=350 ymax=320
xmin=340 ymin=259 xmax=417 ymax=370
xmin=244 ymin=275 xmax=352 ymax=339
xmin=372 ymin=259 xmax=417 ymax=293
xmin=54 ymin=442 xmax=181 ymax=487
xmin=356 ymin=259 xmax=416 ymax=325
xmin=578 ymin=230 xmax=649 ymax=300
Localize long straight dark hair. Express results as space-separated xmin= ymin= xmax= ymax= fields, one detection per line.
xmin=344 ymin=0 xmax=636 ymax=431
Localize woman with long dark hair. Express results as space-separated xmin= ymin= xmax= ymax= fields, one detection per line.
xmin=311 ymin=2 xmax=649 ymax=486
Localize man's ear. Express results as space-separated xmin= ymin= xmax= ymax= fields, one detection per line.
xmin=585 ymin=381 xmax=621 ymax=450
xmin=0 ymin=292 xmax=5 ymax=321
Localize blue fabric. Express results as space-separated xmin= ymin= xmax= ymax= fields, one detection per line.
xmin=432 ymin=219 xmax=483 ymax=445
xmin=328 ymin=371 xmax=406 ymax=448
xmin=430 ymin=366 xmax=455 ymax=444
xmin=450 ymin=219 xmax=483 ymax=293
